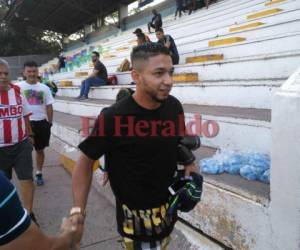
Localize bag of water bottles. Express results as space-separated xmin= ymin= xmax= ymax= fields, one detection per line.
xmin=199 ymin=150 xmax=270 ymax=184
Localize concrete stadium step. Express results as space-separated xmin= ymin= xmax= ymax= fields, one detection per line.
xmin=172 ymin=50 xmax=300 ymax=82
xmin=56 ymin=79 xmax=281 ymax=109
xmin=90 ymin=0 xmax=294 ymax=52
xmin=44 ymin=2 xmax=300 ymax=77
xmin=69 ymin=5 xmax=300 ymax=69
xmin=51 ymin=49 xmax=297 ymax=88
xmin=52 ymin=29 xmax=300 ymax=76
xmin=88 ymin=0 xmax=299 ymax=54
xmin=51 ymin=108 xmax=270 ymax=250
xmin=42 ymin=0 xmax=299 ymax=72
xmin=57 ymin=0 xmax=250 ymax=54
xmin=181 ymin=31 xmax=300 ymax=63
xmin=52 ymin=97 xmax=271 ymax=152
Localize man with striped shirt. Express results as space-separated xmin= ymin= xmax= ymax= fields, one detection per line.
xmin=0 ymin=59 xmax=37 ymax=223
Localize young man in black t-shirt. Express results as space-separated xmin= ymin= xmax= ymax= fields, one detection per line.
xmin=77 ymin=51 xmax=108 ymax=100
xmin=155 ymin=28 xmax=180 ymax=65
xmin=70 ymin=43 xmax=198 ymax=249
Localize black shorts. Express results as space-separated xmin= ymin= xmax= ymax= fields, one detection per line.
xmin=30 ymin=120 xmax=51 ymax=151
xmin=0 ymin=139 xmax=33 ymax=180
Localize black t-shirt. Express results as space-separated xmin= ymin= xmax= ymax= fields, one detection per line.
xmin=79 ymin=95 xmax=185 ymax=241
xmin=158 ymin=35 xmax=179 ymax=59
xmin=0 ymin=171 xmax=31 ymax=245
xmin=152 ymin=13 xmax=162 ymax=27
xmin=94 ymin=60 xmax=108 ymax=81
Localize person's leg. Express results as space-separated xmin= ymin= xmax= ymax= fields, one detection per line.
xmin=79 ymin=80 xmax=86 ymax=98
xmin=205 ymin=0 xmax=210 ymax=8
xmin=0 ymin=147 xmax=13 ymax=180
xmin=83 ymin=77 xmax=106 ymax=98
xmin=179 ymin=7 xmax=182 ymax=17
xmin=36 ymin=150 xmax=45 ymax=172
xmin=19 ymin=180 xmax=34 ymax=212
xmin=35 ymin=150 xmax=45 ymax=185
xmin=149 ymin=23 xmax=156 ymax=33
xmin=14 ymin=140 xmax=34 ymax=214
xmin=33 ymin=120 xmax=51 ymax=186
xmin=188 ymin=3 xmax=193 ymax=14
xmin=192 ymin=0 xmax=196 ymax=10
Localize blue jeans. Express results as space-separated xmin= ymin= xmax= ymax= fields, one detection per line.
xmin=80 ymin=77 xmax=106 ymax=97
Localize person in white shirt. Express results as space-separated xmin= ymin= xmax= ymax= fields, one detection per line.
xmin=18 ymin=61 xmax=54 ymax=186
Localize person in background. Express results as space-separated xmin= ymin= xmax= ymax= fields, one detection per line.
xmin=136 ymin=33 xmax=149 ymax=46
xmin=185 ymin=0 xmax=196 ymax=15
xmin=0 ymin=171 xmax=78 ymax=250
xmin=155 ymin=28 xmax=180 ymax=65
xmin=0 ymin=59 xmax=37 ymax=224
xmin=57 ymin=53 xmax=66 ymax=72
xmin=133 ymin=28 xmax=151 ymax=44
xmin=175 ymin=0 xmax=183 ymax=19
xmin=18 ymin=61 xmax=54 ymax=187
xmin=76 ymin=51 xmax=108 ymax=100
xmin=147 ymin=9 xmax=162 ymax=33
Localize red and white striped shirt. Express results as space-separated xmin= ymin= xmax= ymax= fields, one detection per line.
xmin=0 ymin=84 xmax=31 ymax=147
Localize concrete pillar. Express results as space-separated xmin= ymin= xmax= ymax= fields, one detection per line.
xmin=270 ymin=66 xmax=300 ymax=250
xmin=119 ymin=3 xmax=128 ymax=30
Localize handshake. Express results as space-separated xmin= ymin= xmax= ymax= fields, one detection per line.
xmin=51 ymin=211 xmax=85 ymax=250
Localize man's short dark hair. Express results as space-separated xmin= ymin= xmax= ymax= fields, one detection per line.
xmin=155 ymin=27 xmax=164 ymax=33
xmin=92 ymin=51 xmax=100 ymax=57
xmin=130 ymin=43 xmax=170 ymax=69
xmin=23 ymin=61 xmax=38 ymax=68
xmin=133 ymin=28 xmax=142 ymax=34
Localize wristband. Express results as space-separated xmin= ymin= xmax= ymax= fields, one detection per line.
xmin=70 ymin=207 xmax=86 ymax=218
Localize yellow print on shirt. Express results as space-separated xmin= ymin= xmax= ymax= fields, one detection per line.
xmin=122 ymin=202 xmax=172 ymax=237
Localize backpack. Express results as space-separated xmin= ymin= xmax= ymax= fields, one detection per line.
xmin=44 ymin=81 xmax=58 ymax=97
xmin=107 ymin=75 xmax=118 ymax=85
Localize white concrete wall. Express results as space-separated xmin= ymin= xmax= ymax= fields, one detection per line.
xmin=270 ymin=66 xmax=300 ymax=250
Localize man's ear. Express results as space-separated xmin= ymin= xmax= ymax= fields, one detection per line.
xmin=131 ymin=69 xmax=140 ymax=85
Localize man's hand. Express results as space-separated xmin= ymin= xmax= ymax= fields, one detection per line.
xmin=60 ymin=217 xmax=78 ymax=249
xmin=184 ymin=162 xmax=199 ymax=177
xmin=69 ymin=214 xmax=85 ymax=248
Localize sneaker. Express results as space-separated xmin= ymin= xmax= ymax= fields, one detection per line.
xmin=35 ymin=173 xmax=44 ymax=186
xmin=79 ymin=96 xmax=88 ymax=101
xmin=30 ymin=213 xmax=40 ymax=227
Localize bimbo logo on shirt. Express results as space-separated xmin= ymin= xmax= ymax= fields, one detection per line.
xmin=0 ymin=105 xmax=23 ymax=119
